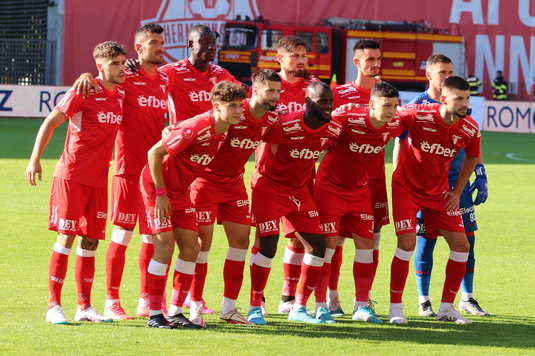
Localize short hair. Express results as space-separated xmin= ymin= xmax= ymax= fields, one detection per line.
xmin=211 ymin=81 xmax=247 ymax=103
xmin=93 ymin=41 xmax=128 ymax=60
xmin=497 ymin=70 xmax=503 ymax=75
xmin=371 ymin=82 xmax=399 ymax=99
xmin=353 ymin=39 xmax=380 ymax=53
xmin=135 ymin=23 xmax=164 ymax=44
xmin=426 ymin=53 xmax=452 ymax=71
xmin=277 ymin=36 xmax=306 ymax=53
xmin=442 ymin=76 xmax=470 ymax=91
xmin=252 ymin=69 xmax=281 ymax=86
xmin=306 ymin=81 xmax=331 ymax=97
xmin=187 ymin=24 xmax=212 ymax=41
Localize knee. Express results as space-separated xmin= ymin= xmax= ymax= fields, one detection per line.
xmin=310 ymin=235 xmax=326 ymax=257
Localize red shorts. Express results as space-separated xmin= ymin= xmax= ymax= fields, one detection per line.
xmin=110 ymin=174 xmax=150 ymax=234
xmin=251 ymin=185 xmax=322 ymax=238
xmin=48 ymin=178 xmax=108 ymax=240
xmin=392 ymin=180 xmax=465 ymax=237
xmin=315 ymin=184 xmax=374 ymax=240
xmin=369 ymin=178 xmax=389 ymax=226
xmin=141 ymin=189 xmax=197 ymax=235
xmin=190 ymin=179 xmax=251 ymax=226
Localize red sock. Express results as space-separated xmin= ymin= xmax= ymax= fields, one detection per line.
xmin=282 ymin=246 xmax=304 ymax=296
xmin=353 ymin=261 xmax=373 ymax=303
xmin=190 ymin=251 xmax=208 ymax=302
xmin=249 ymin=245 xmax=259 ymax=279
xmin=138 ymin=241 xmax=154 ymax=299
xmin=171 ymin=259 xmax=195 ymax=307
xmin=296 ymin=253 xmax=323 ymax=306
xmin=75 ymin=249 xmax=96 ymax=309
xmin=147 ymin=259 xmax=167 ymax=311
xmin=442 ymin=257 xmax=467 ymax=303
xmin=223 ymin=247 xmax=247 ymax=300
xmin=315 ymin=262 xmax=331 ymax=303
xmin=390 ymin=256 xmax=410 ymax=304
xmin=250 ymin=253 xmax=273 ymax=307
xmin=329 ymin=245 xmax=343 ymax=290
xmin=105 ymin=241 xmax=127 ymax=300
xmin=48 ymin=246 xmax=70 ymax=308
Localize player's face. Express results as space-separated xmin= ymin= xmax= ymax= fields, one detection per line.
xmin=354 ymin=48 xmax=381 ymax=77
xmin=427 ymin=62 xmax=454 ymax=91
xmin=255 ymin=80 xmax=282 ymax=111
xmin=189 ymin=29 xmax=217 ymax=62
xmin=442 ymin=88 xmax=470 ymax=119
xmin=278 ymin=46 xmax=307 ymax=78
xmin=138 ymin=32 xmax=165 ymax=65
xmin=215 ymin=100 xmax=244 ymax=125
xmin=307 ymin=88 xmax=334 ymax=123
xmin=99 ymin=55 xmax=126 ymax=84
xmin=371 ymin=96 xmax=399 ymax=123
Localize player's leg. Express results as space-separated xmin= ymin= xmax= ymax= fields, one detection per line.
xmin=314 ymin=235 xmax=336 ymax=315
xmin=389 ymin=232 xmax=416 ymax=324
xmin=328 ymin=235 xmax=346 ymax=315
xmin=187 ymin=224 xmax=214 ymax=315
xmin=459 ymin=232 xmax=488 ymax=316
xmin=249 ymin=230 xmax=268 ymax=316
xmin=414 ymin=212 xmax=438 ymax=317
xmin=279 ymin=233 xmax=305 ymax=313
xmin=137 ymin=233 xmax=154 ymax=317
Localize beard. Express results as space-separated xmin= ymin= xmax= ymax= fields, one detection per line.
xmin=145 ymin=53 xmax=164 ymax=65
xmin=260 ymin=100 xmax=277 ymax=112
xmin=287 ymin=65 xmax=305 ymax=78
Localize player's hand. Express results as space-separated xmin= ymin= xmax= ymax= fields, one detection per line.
xmin=443 ymin=189 xmax=461 ymax=211
xmin=155 ymin=195 xmax=172 ymax=224
xmin=73 ymin=73 xmax=97 ymax=99
xmin=276 ymin=108 xmax=288 ymax=116
xmin=25 ymin=160 xmax=42 ymax=186
xmin=338 ymin=102 xmax=361 ymax=111
xmin=126 ymin=58 xmax=140 ymax=73
xmin=375 ymin=76 xmax=382 ymax=83
xmin=468 ymin=163 xmax=488 ymax=205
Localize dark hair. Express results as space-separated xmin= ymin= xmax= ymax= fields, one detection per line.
xmin=135 ymin=23 xmax=164 ymax=44
xmin=306 ymin=81 xmax=331 ymax=94
xmin=442 ymin=76 xmax=470 ymax=91
xmin=371 ymin=81 xmax=399 ymax=99
xmin=252 ymin=69 xmax=281 ymax=85
xmin=426 ymin=53 xmax=452 ymax=70
xmin=211 ymin=81 xmax=247 ymax=103
xmin=187 ymin=24 xmax=212 ymax=41
xmin=277 ymin=36 xmax=306 ymax=53
xmin=93 ymin=41 xmax=128 ymax=60
xmin=353 ymin=39 xmax=380 ymax=53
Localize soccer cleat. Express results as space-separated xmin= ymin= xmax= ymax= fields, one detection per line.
xmin=168 ymin=313 xmax=205 ymax=329
xmin=247 ymin=307 xmax=266 ymax=325
xmin=328 ymin=296 xmax=344 ymax=317
xmin=316 ymin=307 xmax=336 ymax=324
xmin=261 ymin=297 xmax=269 ymax=316
xmin=459 ymin=298 xmax=490 ymax=316
xmin=278 ymin=299 xmax=295 ymax=313
xmin=288 ymin=306 xmax=325 ymax=324
xmin=46 ymin=305 xmax=69 ymax=325
xmin=367 ymin=299 xmax=378 ymax=314
xmin=104 ymin=302 xmax=132 ymax=320
xmin=137 ymin=305 xmax=150 ymax=318
xmin=437 ymin=304 xmax=472 ymax=324
xmin=147 ymin=314 xmax=178 ymax=329
xmin=418 ymin=300 xmax=437 ymax=317
xmin=220 ymin=309 xmax=254 ymax=325
xmin=189 ymin=306 xmax=207 ymax=328
xmin=389 ymin=304 xmax=408 ymax=324
xmin=352 ymin=306 xmax=383 ymax=324
xmin=184 ymin=297 xmax=215 ymax=314
xmin=74 ymin=307 xmax=113 ymax=323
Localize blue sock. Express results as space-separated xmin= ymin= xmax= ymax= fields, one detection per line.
xmin=461 ymin=234 xmax=476 ymax=295
xmin=414 ymin=236 xmax=437 ymax=297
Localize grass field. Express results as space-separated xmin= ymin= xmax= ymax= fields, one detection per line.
xmin=1 ymin=118 xmax=534 ymax=355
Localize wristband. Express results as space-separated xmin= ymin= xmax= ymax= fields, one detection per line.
xmin=155 ymin=188 xmax=167 ymax=196
xmin=474 ymin=163 xmax=486 ymax=176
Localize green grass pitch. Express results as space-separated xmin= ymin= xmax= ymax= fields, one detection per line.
xmin=0 ymin=118 xmax=534 ymax=355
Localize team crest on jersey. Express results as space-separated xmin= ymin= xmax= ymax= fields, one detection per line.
xmin=320 ymin=137 xmax=329 ymax=146
xmin=261 ymin=126 xmax=269 ymax=136
xmin=210 ymin=77 xmax=218 ymax=85
xmin=118 ymin=99 xmax=123 ymax=109
xmin=181 ymin=125 xmax=194 ymax=139
xmin=160 ymin=85 xmax=167 ymax=94
xmin=453 ymin=135 xmax=462 ymax=144
xmin=382 ymin=132 xmax=390 ymax=141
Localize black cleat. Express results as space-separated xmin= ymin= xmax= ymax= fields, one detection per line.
xmin=147 ymin=314 xmax=178 ymax=329
xmin=168 ymin=313 xmax=205 ymax=329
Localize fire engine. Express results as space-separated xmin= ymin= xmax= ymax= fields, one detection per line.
xmin=218 ymin=17 xmax=464 ymax=91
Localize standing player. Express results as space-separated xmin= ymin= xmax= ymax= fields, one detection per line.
xmin=247 ymin=82 xmax=342 ymax=325
xmin=389 ymin=76 xmax=480 ymax=324
xmin=324 ymin=39 xmax=385 ymax=316
xmin=315 ymin=82 xmax=403 ymax=324
xmin=393 ymin=54 xmax=489 ymax=318
xmin=188 ymin=69 xmax=281 ymax=326
xmin=26 ymin=41 xmax=127 ymax=324
xmin=141 ymin=81 xmax=247 ymax=329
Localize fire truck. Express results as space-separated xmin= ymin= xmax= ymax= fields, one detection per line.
xmin=218 ymin=17 xmax=464 ymax=91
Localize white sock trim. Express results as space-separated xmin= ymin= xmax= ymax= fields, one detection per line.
xmin=449 ymin=250 xmax=469 ymax=263
xmin=141 ymin=234 xmax=154 ymax=244
xmin=324 ymin=248 xmax=335 ymax=264
xmin=174 ymin=259 xmax=196 ymax=275
xmin=282 ymin=247 xmax=304 ymax=265
xmin=418 ymin=295 xmax=430 ymax=304
xmin=226 ymin=247 xmax=247 ymax=262
xmin=394 ymin=247 xmax=413 ymax=261
xmin=76 ymin=247 xmax=97 ymax=258
xmin=354 ymin=249 xmax=373 ymax=264
xmin=373 ymin=232 xmax=381 ymax=250
xmin=148 ymin=259 xmax=167 ymax=276
xmin=253 ymin=253 xmax=273 ymax=268
xmin=111 ymin=229 xmax=133 ymax=246
xmin=196 ymin=251 xmax=209 ymax=264
xmin=303 ymin=252 xmax=324 ymax=267
xmin=53 ymin=242 xmax=72 ymax=255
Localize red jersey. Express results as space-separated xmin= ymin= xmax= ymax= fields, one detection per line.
xmin=113 ymin=67 xmax=169 ymax=176
xmin=140 ymin=111 xmax=228 ymax=200
xmin=317 ymin=107 xmax=405 ymax=191
xmin=53 ymin=80 xmax=124 ymax=188
xmin=195 ymin=99 xmax=279 ymax=187
xmin=251 ymin=110 xmax=343 ymax=194
xmin=394 ymin=103 xmax=481 ymax=199
xmin=160 ymin=59 xmax=238 ymax=124
xmin=276 ymin=74 xmax=320 ymax=113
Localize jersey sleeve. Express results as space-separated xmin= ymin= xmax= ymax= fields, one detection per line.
xmin=261 ymin=120 xmax=283 ymax=144
xmin=160 ymin=64 xmax=175 ymax=92
xmin=54 ymin=88 xmax=85 ymax=118
xmin=463 ymin=120 xmax=481 ymax=158
xmin=396 ymin=105 xmax=417 ymax=130
xmin=162 ymin=124 xmax=197 ymax=157
xmin=332 ymin=109 xmax=348 ymax=126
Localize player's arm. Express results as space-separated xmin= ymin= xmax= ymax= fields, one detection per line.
xmin=392 ymin=137 xmax=403 ymax=170
xmin=147 ymin=141 xmax=172 ymax=223
xmin=72 ymin=73 xmax=98 ymax=99
xmin=25 ymin=109 xmax=66 ymax=186
xmin=444 ymin=154 xmax=478 ymax=211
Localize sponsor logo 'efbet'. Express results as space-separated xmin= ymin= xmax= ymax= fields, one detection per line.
xmin=98 ymin=111 xmax=122 ymax=124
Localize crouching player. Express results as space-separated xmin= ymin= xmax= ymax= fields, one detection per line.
xmin=140 ymin=81 xmax=247 ymax=329
xmin=26 ymin=41 xmax=127 ymax=324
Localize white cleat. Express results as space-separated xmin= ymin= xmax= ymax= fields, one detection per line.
xmin=278 ymin=299 xmax=295 ymax=314
xmin=74 ymin=307 xmax=112 ymax=323
xmin=418 ymin=300 xmax=437 ymax=317
xmin=46 ymin=305 xmax=69 ymax=325
xmin=459 ymin=298 xmax=490 ymax=317
xmin=437 ymin=304 xmax=472 ymax=324
xmin=389 ymin=304 xmax=408 ymax=324
xmin=189 ymin=305 xmax=207 ymax=328
xmin=261 ymin=299 xmax=269 ymax=316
